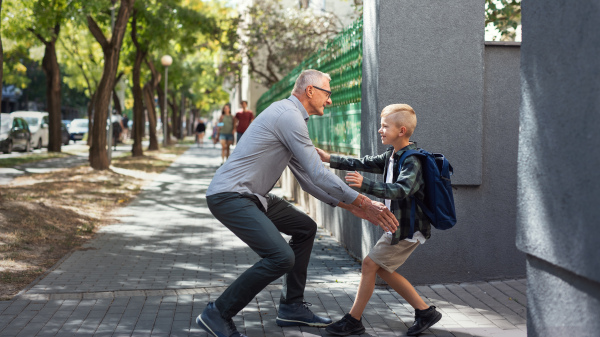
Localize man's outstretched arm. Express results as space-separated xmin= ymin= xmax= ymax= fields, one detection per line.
xmin=338 ymin=195 xmax=398 ymax=233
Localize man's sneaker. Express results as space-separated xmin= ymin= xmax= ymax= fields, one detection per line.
xmin=325 ymin=313 xmax=366 ymax=336
xmin=276 ymin=302 xmax=332 ymax=327
xmin=196 ymin=302 xmax=247 ymax=337
xmin=406 ymin=306 xmax=442 ymax=336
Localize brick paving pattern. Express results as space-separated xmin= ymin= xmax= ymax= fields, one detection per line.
xmin=0 ymin=146 xmax=527 ymax=336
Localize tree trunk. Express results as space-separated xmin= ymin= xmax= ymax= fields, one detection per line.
xmin=112 ymin=88 xmax=122 ymax=115
xmin=87 ymin=91 xmax=95 ymax=146
xmin=131 ymin=49 xmax=145 ymax=157
xmin=168 ymin=92 xmax=178 ymax=143
xmin=41 ymin=35 xmax=62 ymax=153
xmin=144 ymin=57 xmax=161 ymax=151
xmin=180 ymin=93 xmax=186 ymax=139
xmin=87 ymin=0 xmax=135 ymax=170
xmin=143 ymin=84 xmax=158 ymax=150
xmin=130 ymin=12 xmax=145 ymax=157
xmin=187 ymin=107 xmax=193 ymax=137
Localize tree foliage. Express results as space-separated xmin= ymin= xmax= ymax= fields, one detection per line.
xmin=2 ymin=0 xmax=78 ymax=152
xmin=1 ymin=41 xmax=33 ymax=89
xmin=485 ymin=0 xmax=521 ymax=41
xmin=59 ymin=20 xmax=104 ymax=100
xmin=239 ymin=0 xmax=341 ymax=87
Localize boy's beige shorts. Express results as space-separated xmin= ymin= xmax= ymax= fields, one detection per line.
xmin=367 ymin=234 xmax=420 ymax=274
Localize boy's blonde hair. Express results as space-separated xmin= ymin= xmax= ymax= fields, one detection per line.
xmin=381 ymin=104 xmax=417 ymax=138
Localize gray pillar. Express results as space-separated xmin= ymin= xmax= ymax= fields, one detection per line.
xmin=517 ymin=1 xmax=600 ymax=336
xmin=363 ymin=0 xmax=485 ymax=186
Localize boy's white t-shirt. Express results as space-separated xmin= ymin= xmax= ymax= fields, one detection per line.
xmin=385 ymin=154 xmax=426 ymax=244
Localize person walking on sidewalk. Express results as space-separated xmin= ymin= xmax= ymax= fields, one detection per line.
xmin=197 ymin=69 xmax=400 ymax=337
xmin=317 ymin=104 xmax=442 ymax=336
xmin=234 ymin=100 xmax=254 ymax=144
xmin=217 ymin=103 xmax=234 ymax=164
xmin=195 ymin=118 xmax=206 ymax=147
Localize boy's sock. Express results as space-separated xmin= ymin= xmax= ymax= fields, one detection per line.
xmin=407 ymin=306 xmax=442 ymax=336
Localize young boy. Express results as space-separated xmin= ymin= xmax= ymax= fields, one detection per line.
xmin=316 ymin=104 xmax=442 ymax=336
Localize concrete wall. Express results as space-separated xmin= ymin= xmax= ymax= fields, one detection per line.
xmin=281 ymin=1 xmax=526 ymax=284
xmin=517 ymin=1 xmax=600 ymax=335
xmin=365 ymin=0 xmax=485 ymax=186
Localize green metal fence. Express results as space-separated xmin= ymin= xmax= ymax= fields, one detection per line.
xmin=256 ymin=20 xmax=363 ymax=156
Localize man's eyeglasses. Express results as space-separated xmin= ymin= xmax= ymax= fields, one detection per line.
xmin=312 ymin=86 xmax=332 ymax=99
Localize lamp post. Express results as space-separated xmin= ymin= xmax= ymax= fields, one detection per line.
xmin=161 ymin=55 xmax=173 ymax=147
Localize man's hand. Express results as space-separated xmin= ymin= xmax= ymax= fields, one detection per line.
xmin=345 ymin=171 xmax=364 ymax=188
xmin=362 ymin=198 xmax=398 ymax=232
xmin=344 ymin=195 xmax=399 ymax=232
xmin=315 ymin=148 xmax=331 ymax=163
xmin=338 ymin=202 xmax=378 ymax=225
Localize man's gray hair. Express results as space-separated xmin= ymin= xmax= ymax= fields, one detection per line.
xmin=291 ymin=69 xmax=331 ymax=95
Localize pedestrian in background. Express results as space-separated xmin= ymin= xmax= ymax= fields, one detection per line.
xmin=234 ymin=100 xmax=254 ymax=144
xmin=217 ymin=104 xmax=234 ymax=164
xmin=195 ymin=118 xmax=206 ymax=147
xmin=121 ymin=114 xmax=130 ymax=141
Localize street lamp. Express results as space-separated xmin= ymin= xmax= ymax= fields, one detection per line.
xmin=161 ymin=55 xmax=173 ymax=146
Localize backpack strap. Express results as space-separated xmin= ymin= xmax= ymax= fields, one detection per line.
xmin=397 ymin=149 xmax=420 ymax=167
xmin=398 ymin=149 xmax=420 ymax=239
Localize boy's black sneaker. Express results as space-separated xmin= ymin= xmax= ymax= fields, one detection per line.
xmin=325 ymin=313 xmax=366 ymax=336
xmin=406 ymin=306 xmax=442 ymax=336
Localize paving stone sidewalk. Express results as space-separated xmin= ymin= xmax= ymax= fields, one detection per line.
xmin=0 ymin=143 xmax=133 ymax=185
xmin=0 ymin=146 xmax=527 ymax=336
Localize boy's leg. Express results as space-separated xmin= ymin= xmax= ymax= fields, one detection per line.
xmin=349 ymin=256 xmax=380 ymax=319
xmin=372 ymin=241 xmax=442 ymax=336
xmin=376 ymin=269 xmax=429 ymax=310
xmin=326 ymin=256 xmax=378 ymax=335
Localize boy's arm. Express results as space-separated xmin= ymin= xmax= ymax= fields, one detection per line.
xmin=316 ymin=148 xmax=387 ymax=174
xmin=358 ymin=156 xmax=423 ymax=200
xmin=288 ymin=155 xmax=398 ymax=233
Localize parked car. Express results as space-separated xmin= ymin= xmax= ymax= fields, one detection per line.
xmin=11 ymin=111 xmax=49 ymax=149
xmin=61 ymin=122 xmax=70 ymax=146
xmin=0 ymin=113 xmax=32 ymax=153
xmin=62 ymin=119 xmax=72 ymax=130
xmin=68 ymin=118 xmax=89 ymax=142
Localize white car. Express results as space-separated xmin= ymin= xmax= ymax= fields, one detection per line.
xmin=10 ymin=111 xmax=49 ymax=149
xmin=68 ymin=118 xmax=89 ymax=142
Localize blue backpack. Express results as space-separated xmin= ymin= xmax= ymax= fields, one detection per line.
xmin=398 ymin=149 xmax=457 ymax=237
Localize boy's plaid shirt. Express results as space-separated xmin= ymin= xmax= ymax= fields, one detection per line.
xmin=330 ymin=143 xmax=431 ymax=244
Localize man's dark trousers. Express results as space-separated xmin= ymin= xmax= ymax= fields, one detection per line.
xmin=207 ymin=192 xmax=317 ymax=319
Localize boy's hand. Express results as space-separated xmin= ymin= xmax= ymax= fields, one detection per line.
xmin=345 ymin=171 xmax=364 ymax=188
xmin=315 ymin=148 xmax=331 ymax=163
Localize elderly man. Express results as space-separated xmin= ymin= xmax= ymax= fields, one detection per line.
xmin=197 ymin=69 xmax=398 ymax=337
